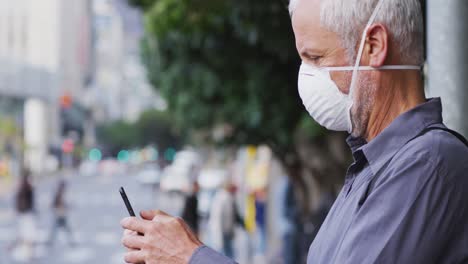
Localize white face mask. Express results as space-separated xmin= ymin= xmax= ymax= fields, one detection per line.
xmin=297 ymin=0 xmax=421 ymax=133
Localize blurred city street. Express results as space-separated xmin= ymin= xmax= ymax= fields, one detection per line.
xmin=1 ymin=0 xmax=466 ymax=263
xmin=0 ymin=169 xmax=175 ymax=264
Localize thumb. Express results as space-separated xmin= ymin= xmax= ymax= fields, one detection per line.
xmin=140 ymin=209 xmax=168 ymax=220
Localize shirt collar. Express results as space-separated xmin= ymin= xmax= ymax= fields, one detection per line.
xmin=347 ymin=98 xmax=443 ymax=175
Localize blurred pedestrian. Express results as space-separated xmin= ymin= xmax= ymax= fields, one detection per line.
xmin=181 ymin=181 xmax=200 ymax=235
xmin=47 ymin=180 xmax=75 ymax=247
xmin=12 ymin=169 xmax=37 ymax=261
xmin=253 ymin=188 xmax=267 ymax=258
xmin=208 ymin=182 xmax=243 ymax=259
xmin=276 ymin=176 xmax=300 ymax=264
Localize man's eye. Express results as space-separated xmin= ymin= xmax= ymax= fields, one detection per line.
xmin=309 ymin=56 xmax=322 ymax=62
xmin=304 ymin=55 xmax=322 ymax=65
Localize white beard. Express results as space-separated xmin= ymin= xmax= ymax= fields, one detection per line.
xmin=350 ymin=73 xmax=377 ymax=138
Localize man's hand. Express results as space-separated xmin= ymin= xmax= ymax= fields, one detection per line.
xmin=121 ymin=210 xmax=203 ymax=264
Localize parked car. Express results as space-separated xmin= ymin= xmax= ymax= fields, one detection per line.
xmin=136 ymin=163 xmax=161 ymax=186
xmin=160 ymin=150 xmax=201 ymax=192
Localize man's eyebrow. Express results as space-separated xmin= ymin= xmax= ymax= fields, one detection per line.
xmin=299 ymin=47 xmax=323 ymax=57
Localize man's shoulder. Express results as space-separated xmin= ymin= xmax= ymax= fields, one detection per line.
xmin=372 ymin=128 xmax=468 ymax=206
xmin=394 ymin=128 xmax=468 ymax=181
xmin=403 ymin=127 xmax=467 ymax=159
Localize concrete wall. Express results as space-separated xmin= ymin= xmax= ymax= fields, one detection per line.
xmin=427 ymin=0 xmax=468 ymax=138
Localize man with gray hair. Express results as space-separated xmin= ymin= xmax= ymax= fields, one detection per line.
xmin=120 ymin=0 xmax=468 ymax=263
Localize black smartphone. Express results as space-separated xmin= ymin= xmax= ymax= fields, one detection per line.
xmin=120 ymin=187 xmax=144 ymax=236
xmin=119 ymin=187 xmax=136 ymax=217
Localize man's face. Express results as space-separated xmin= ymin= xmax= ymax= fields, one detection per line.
xmin=291 ymin=0 xmax=377 ymax=137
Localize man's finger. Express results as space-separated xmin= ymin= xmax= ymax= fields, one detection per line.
xmin=122 ymin=233 xmax=144 ymax=250
xmin=123 ymin=229 xmax=138 ymax=236
xmin=126 ymin=247 xmax=139 ymax=252
xmin=124 ymin=250 xmax=145 ymax=264
xmin=123 ymin=229 xmax=140 ymax=251
xmin=140 ymin=209 xmax=169 ymax=220
xmin=121 ymin=217 xmax=151 ymax=234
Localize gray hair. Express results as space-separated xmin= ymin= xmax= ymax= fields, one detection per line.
xmin=289 ymin=0 xmax=424 ymax=65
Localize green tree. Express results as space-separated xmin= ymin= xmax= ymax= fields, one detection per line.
xmin=130 ymin=0 xmax=349 ymax=204
xmin=135 ymin=109 xmax=184 ymax=151
xmin=97 ymin=110 xmax=183 ymax=155
xmin=97 ymin=120 xmax=138 ymax=153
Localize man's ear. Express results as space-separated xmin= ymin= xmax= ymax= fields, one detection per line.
xmin=365 ymin=23 xmax=389 ymax=67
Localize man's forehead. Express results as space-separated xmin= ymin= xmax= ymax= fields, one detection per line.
xmin=292 ymin=0 xmax=340 ymax=51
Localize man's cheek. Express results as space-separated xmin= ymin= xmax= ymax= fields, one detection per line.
xmin=330 ymin=71 xmax=352 ymax=95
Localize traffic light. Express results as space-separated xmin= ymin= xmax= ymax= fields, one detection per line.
xmin=89 ymin=148 xmax=102 ymax=162
xmin=117 ymin=150 xmax=130 ymax=163
xmin=60 ymin=93 xmax=73 ymax=109
xmin=62 ymin=139 xmax=75 ymax=154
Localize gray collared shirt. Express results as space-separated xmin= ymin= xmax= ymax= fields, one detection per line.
xmin=189 ymin=98 xmax=468 ymax=264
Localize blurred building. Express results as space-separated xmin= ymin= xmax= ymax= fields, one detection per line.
xmin=91 ymin=0 xmax=165 ymax=123
xmin=0 ymin=0 xmax=94 ymax=174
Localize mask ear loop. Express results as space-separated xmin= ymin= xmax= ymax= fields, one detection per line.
xmin=344 ymin=0 xmax=386 ymax=133
xmin=348 ymin=0 xmax=386 ymax=99
xmin=325 ymin=65 xmax=422 ymax=72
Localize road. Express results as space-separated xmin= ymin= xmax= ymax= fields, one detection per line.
xmin=0 ymin=169 xmax=185 ymax=264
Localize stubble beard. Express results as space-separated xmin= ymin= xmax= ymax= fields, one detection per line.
xmin=350 ymin=74 xmax=376 ymax=139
